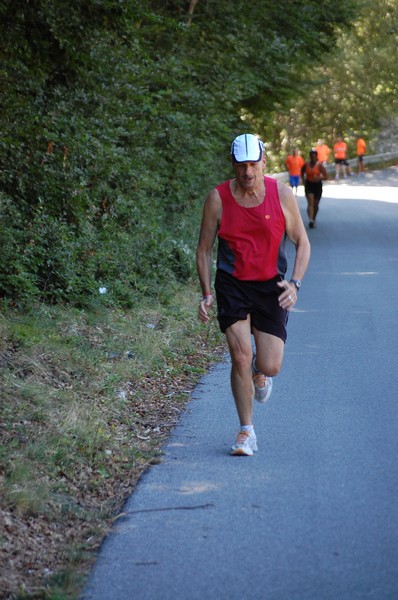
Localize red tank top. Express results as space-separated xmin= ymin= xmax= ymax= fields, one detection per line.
xmin=216 ymin=176 xmax=287 ymax=281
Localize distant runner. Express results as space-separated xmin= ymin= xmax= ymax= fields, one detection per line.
xmin=356 ymin=135 xmax=367 ymax=176
xmin=334 ymin=135 xmax=350 ymax=179
xmin=315 ymin=139 xmax=331 ymax=166
xmin=301 ymin=149 xmax=328 ymax=229
xmin=285 ymin=148 xmax=305 ymax=196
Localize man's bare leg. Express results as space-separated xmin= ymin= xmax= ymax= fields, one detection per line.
xmin=225 ymin=318 xmax=254 ymax=426
xmin=252 ymin=328 xmax=285 ymax=378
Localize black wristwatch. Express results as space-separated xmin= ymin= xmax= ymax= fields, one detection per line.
xmin=290 ymin=279 xmax=301 ymax=291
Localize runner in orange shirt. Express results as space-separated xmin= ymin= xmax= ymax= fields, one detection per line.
xmin=334 ymin=135 xmax=350 ymax=179
xmin=356 ymin=135 xmax=367 ymax=176
xmin=285 ymin=148 xmax=305 ymax=195
xmin=315 ymin=139 xmax=331 ymax=165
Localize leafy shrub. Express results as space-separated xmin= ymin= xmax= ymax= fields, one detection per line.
xmin=0 ymin=0 xmax=357 ymax=307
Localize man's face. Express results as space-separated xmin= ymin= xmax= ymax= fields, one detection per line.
xmin=232 ymin=156 xmax=266 ymax=191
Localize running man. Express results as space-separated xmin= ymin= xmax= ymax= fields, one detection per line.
xmin=196 ymin=133 xmax=310 ymax=456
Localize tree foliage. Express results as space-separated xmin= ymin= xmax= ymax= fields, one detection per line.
xmin=0 ymin=0 xmax=358 ymax=305
xmin=254 ymin=0 xmax=398 ymax=166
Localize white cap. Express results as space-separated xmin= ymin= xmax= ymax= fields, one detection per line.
xmin=230 ymin=134 xmax=264 ymax=162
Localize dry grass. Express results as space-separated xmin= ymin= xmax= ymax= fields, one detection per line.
xmin=0 ymin=290 xmax=225 ymax=599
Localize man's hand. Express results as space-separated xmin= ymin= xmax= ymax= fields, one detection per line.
xmin=198 ymin=294 xmax=214 ymax=323
xmin=277 ymin=280 xmax=297 ymax=311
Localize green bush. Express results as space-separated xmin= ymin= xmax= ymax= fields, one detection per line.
xmin=0 ymin=0 xmax=357 ymax=307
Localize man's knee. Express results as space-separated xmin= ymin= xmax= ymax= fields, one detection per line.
xmin=230 ymin=345 xmax=253 ymax=373
xmin=256 ymin=358 xmax=282 ymax=377
xmin=252 ymin=330 xmax=285 ymax=375
xmin=226 ymin=321 xmax=253 ymax=372
xmin=254 ymin=343 xmax=284 ymax=376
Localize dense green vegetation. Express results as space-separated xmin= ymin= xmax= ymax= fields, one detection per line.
xmin=0 ymin=0 xmax=358 ymax=306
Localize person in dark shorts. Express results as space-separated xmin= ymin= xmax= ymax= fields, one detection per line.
xmin=301 ymin=149 xmax=328 ymax=229
xmin=356 ymin=135 xmax=367 ymax=176
xmin=196 ymin=133 xmax=311 ymax=456
xmin=334 ymin=135 xmax=350 ymax=178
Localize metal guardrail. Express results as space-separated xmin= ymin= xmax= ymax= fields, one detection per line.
xmin=272 ymin=150 xmax=398 ymax=182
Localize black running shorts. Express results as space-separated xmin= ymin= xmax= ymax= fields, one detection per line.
xmin=304 ymin=181 xmax=323 ymax=199
xmin=214 ymin=269 xmax=288 ymax=342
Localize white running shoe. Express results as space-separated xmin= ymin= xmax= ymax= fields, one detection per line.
xmin=252 ymin=354 xmax=273 ymax=403
xmin=230 ymin=430 xmax=258 ymax=456
xmin=253 ymin=373 xmax=273 ymax=403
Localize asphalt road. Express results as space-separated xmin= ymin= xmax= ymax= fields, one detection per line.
xmin=81 ymin=167 xmax=398 ymax=600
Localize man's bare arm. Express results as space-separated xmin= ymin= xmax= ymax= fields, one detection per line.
xmin=277 ymin=181 xmax=311 ymax=283
xmin=196 ymin=188 xmax=222 ymax=322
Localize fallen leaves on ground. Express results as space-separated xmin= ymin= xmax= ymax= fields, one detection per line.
xmin=0 ymin=340 xmax=226 ymax=598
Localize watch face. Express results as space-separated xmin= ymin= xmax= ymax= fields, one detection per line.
xmin=292 ymin=279 xmax=301 ymax=288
